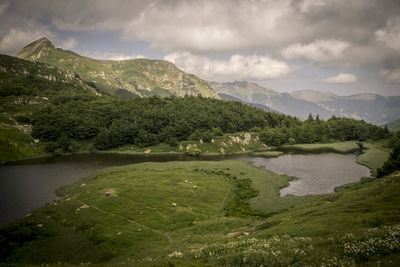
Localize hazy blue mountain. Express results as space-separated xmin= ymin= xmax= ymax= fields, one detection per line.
xmin=210 ymin=81 xmax=334 ymax=120
xmin=218 ymin=93 xmax=279 ymax=114
xmin=210 ymin=81 xmax=400 ymax=125
xmin=291 ymin=90 xmax=400 ymax=125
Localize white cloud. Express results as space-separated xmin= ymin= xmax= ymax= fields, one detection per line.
xmin=324 ymin=73 xmax=358 ymax=83
xmin=375 ymin=18 xmax=400 ymax=52
xmin=282 ymin=39 xmax=350 ymax=62
xmin=80 ymin=51 xmax=145 ymax=61
xmin=164 ymin=52 xmax=290 ymax=80
xmin=122 ymin=0 xmax=291 ymax=53
xmin=380 ymin=69 xmax=400 ymax=83
xmin=0 ymin=28 xmax=55 ymax=54
xmin=0 ymin=2 xmax=9 ymax=15
xmin=59 ymin=37 xmax=77 ymax=50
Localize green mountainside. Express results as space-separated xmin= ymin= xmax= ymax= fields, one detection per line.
xmin=17 ymin=37 xmax=219 ymax=98
xmin=0 ymin=54 xmax=101 ymax=163
xmin=0 ymin=54 xmax=99 ymax=97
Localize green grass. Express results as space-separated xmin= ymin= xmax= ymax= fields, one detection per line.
xmin=0 ymin=125 xmax=46 ymax=164
xmin=357 ymin=143 xmax=390 ymax=176
xmin=0 ymin=96 xmax=49 ymax=163
xmin=2 ymin=160 xmax=399 ymax=266
xmin=282 ymin=141 xmax=360 ymax=153
xmin=250 ymin=151 xmax=284 ymax=158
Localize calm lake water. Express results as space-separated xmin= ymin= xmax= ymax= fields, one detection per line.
xmin=0 ymin=153 xmax=230 ymax=225
xmin=0 ymin=152 xmax=370 ymax=225
xmin=242 ymin=153 xmax=371 ymax=196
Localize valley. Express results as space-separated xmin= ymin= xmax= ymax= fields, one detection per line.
xmin=0 ymin=37 xmax=399 ymax=266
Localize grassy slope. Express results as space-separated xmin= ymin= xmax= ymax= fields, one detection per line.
xmin=357 ymin=143 xmax=390 ymax=176
xmin=0 ymin=96 xmax=47 ymax=163
xmin=17 ymin=38 xmax=218 ymax=98
xmin=282 ymin=141 xmax=360 ymax=153
xmin=2 ymin=160 xmax=399 ymax=266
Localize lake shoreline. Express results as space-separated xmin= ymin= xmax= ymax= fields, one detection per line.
xmin=2 ymin=141 xmax=388 ymax=176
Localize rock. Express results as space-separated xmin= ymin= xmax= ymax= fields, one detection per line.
xmin=33 ymin=138 xmax=40 ymax=144
xmin=171 ymin=202 xmax=177 ymax=206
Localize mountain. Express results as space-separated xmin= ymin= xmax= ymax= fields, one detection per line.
xmin=17 ymin=37 xmax=219 ymax=98
xmin=290 ymin=90 xmax=400 ymax=125
xmin=210 ymin=81 xmax=400 ymax=125
xmin=210 ymin=81 xmax=334 ymax=120
xmin=0 ymin=54 xmax=99 ymax=97
xmin=218 ymin=93 xmax=279 ymax=113
xmin=387 ymin=119 xmax=400 ymax=132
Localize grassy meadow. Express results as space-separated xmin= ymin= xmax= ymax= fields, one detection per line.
xmin=281 ymin=141 xmax=361 ymax=153
xmin=1 ymin=160 xmax=399 ymax=266
xmin=357 ymin=143 xmax=390 ymax=176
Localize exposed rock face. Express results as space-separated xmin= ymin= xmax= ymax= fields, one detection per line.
xmin=17 ymin=37 xmax=219 ymax=99
xmin=1 ymin=54 xmax=100 ymax=96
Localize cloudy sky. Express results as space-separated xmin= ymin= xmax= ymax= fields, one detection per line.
xmin=0 ymin=0 xmax=399 ymax=96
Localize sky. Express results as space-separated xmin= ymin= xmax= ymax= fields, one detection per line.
xmin=0 ymin=0 xmax=399 ymax=96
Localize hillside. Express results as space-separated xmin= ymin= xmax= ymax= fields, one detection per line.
xmin=0 ymin=54 xmax=102 ymax=163
xmin=17 ymin=37 xmax=219 ymax=98
xmin=210 ymin=81 xmax=400 ymax=125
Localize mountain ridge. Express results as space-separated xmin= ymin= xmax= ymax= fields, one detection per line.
xmin=210 ymin=81 xmax=400 ymax=125
xmin=17 ymin=37 xmax=219 ymax=98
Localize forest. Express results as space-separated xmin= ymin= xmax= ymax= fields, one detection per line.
xmin=29 ymin=94 xmax=389 ymax=152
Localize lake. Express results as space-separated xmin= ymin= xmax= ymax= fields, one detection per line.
xmin=242 ymin=153 xmax=371 ymax=196
xmin=0 ymin=152 xmax=370 ymax=225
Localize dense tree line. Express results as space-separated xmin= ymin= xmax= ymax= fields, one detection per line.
xmin=30 ymin=95 xmax=389 ymax=152
xmin=259 ymin=114 xmax=388 ymax=147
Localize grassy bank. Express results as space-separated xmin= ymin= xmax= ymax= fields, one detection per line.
xmin=0 ymin=126 xmax=47 ymax=164
xmin=1 ymin=161 xmax=399 ymax=266
xmin=357 ymin=143 xmax=390 ymax=176
xmin=281 ymin=141 xmax=361 ymax=154
xmin=250 ymin=151 xmax=284 ymax=158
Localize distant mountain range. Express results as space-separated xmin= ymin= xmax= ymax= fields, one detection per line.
xmin=17 ymin=37 xmax=218 ymax=98
xmin=218 ymin=93 xmax=278 ymax=114
xmin=209 ymin=81 xmax=400 ymax=125
xmin=12 ymin=37 xmax=400 ymax=125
